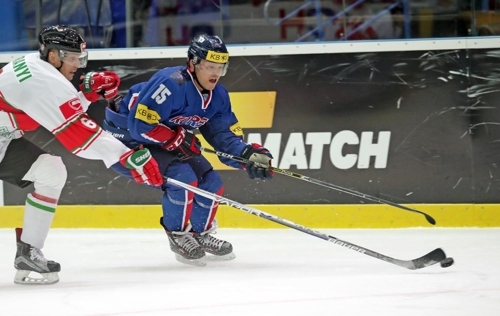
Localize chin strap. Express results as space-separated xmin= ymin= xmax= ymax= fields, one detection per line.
xmin=55 ymin=61 xmax=64 ymax=72
xmin=192 ymin=70 xmax=209 ymax=91
xmin=188 ymin=63 xmax=212 ymax=92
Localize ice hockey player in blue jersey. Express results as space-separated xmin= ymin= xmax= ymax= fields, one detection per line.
xmin=103 ymin=34 xmax=274 ymax=266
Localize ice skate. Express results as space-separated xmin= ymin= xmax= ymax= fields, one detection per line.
xmin=161 ymin=219 xmax=206 ymax=266
xmin=166 ymin=231 xmax=207 ymax=266
xmin=194 ymin=220 xmax=235 ymax=261
xmin=13 ymin=228 xmax=60 ymax=285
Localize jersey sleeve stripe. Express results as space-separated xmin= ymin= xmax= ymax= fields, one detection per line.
xmin=7 ymin=113 xmax=17 ymax=129
xmin=143 ymin=124 xmax=176 ymax=143
xmin=52 ymin=113 xmax=104 ymax=154
xmin=51 ymin=112 xmax=82 ymax=134
xmin=71 ymin=129 xmax=103 ymax=155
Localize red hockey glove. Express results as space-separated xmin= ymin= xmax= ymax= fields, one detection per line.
xmin=241 ymin=143 xmax=274 ymax=180
xmin=80 ymin=71 xmax=121 ymax=102
xmin=119 ymin=146 xmax=163 ymax=186
xmin=161 ymin=126 xmax=201 ymax=160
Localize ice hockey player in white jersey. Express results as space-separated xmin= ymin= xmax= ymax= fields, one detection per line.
xmin=0 ymin=25 xmax=163 ymax=285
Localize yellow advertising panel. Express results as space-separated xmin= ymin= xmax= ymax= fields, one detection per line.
xmin=229 ymin=91 xmax=276 ymax=128
xmin=200 ymin=91 xmax=276 ymax=170
xmin=2 ymin=204 xmax=498 ymax=228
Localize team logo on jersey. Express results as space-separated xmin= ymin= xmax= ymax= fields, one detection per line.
xmin=59 ymin=98 xmax=83 ymax=119
xmin=169 ymin=115 xmax=208 ymax=129
xmin=69 ymin=98 xmax=81 ymax=110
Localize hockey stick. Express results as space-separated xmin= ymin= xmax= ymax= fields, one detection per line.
xmin=166 ymin=177 xmax=446 ymax=270
xmin=200 ymin=146 xmax=436 ymax=225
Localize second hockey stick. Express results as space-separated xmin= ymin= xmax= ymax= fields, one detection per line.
xmin=200 ymin=146 xmax=436 ymax=225
xmin=166 ymin=177 xmax=446 ymax=270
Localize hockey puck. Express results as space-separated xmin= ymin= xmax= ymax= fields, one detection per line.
xmin=440 ymin=257 xmax=454 ymax=268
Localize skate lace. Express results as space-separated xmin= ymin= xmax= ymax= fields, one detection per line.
xmin=30 ymin=247 xmax=48 ymax=263
xmin=200 ymin=234 xmax=224 ymax=250
xmin=176 ymin=235 xmax=199 ymax=252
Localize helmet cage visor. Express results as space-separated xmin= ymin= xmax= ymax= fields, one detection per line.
xmin=195 ymin=61 xmax=229 ymax=77
xmin=58 ymin=50 xmax=88 ymax=68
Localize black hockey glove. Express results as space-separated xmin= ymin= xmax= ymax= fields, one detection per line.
xmin=241 ymin=143 xmax=274 ymax=180
xmin=162 ymin=126 xmax=201 ymax=160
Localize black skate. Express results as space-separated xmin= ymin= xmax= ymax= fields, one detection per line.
xmin=14 ymin=228 xmax=60 ymax=285
xmin=194 ymin=220 xmax=235 ymax=261
xmin=160 ymin=218 xmax=206 ymax=266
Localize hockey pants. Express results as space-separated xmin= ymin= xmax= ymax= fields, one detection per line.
xmin=111 ymin=148 xmax=224 ymax=233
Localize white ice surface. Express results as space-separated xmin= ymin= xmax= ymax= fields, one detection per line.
xmin=0 ymin=228 xmax=499 ymax=316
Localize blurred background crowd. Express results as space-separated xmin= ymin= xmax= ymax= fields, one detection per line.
xmin=1 ymin=0 xmax=499 ymax=51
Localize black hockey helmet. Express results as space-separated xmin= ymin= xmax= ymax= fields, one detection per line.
xmin=188 ymin=34 xmax=229 ymax=75
xmin=38 ymin=25 xmax=88 ymax=68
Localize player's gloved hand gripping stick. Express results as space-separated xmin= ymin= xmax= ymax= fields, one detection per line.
xmin=240 ymin=143 xmax=274 ymax=180
xmin=161 ymin=127 xmax=201 ymax=160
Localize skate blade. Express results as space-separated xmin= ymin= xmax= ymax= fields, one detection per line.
xmin=174 ymin=254 xmax=207 ymax=267
xmin=206 ymin=252 xmax=236 ymax=261
xmin=14 ymin=270 xmax=59 ymax=285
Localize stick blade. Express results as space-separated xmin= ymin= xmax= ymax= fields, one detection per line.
xmin=425 ymin=214 xmax=436 ymax=225
xmin=406 ymin=248 xmax=447 ymax=270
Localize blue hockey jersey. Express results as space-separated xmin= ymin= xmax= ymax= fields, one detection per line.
xmin=105 ymin=66 xmax=247 ymax=169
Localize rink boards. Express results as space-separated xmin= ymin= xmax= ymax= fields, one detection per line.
xmin=0 ymin=204 xmax=498 ymax=228
xmin=1 ymin=38 xmax=500 ymax=228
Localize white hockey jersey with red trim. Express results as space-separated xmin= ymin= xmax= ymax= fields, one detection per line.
xmin=0 ymin=53 xmax=129 ymax=167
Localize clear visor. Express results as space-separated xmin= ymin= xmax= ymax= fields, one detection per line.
xmin=195 ymin=61 xmax=229 ymax=77
xmin=59 ymin=50 xmax=88 ymax=68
